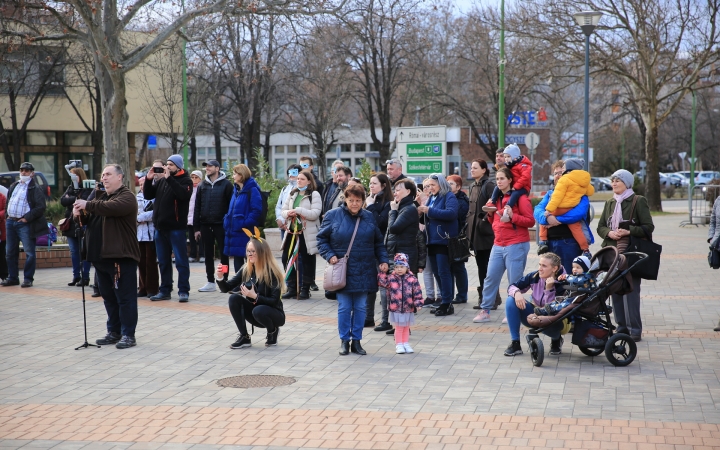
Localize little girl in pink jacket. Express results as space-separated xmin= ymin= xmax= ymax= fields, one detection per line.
xmin=378 ymin=253 xmax=424 ymax=354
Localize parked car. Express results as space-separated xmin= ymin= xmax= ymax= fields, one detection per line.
xmin=695 ymin=171 xmax=720 ymax=185
xmin=666 ymin=173 xmax=689 ymax=187
xmin=0 ymin=171 xmax=52 ymax=200
xmin=592 ymin=177 xmax=612 ymax=191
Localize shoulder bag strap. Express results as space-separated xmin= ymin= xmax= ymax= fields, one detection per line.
xmin=344 ymin=217 xmax=361 ymax=258
xmin=627 ymin=195 xmax=653 ymax=241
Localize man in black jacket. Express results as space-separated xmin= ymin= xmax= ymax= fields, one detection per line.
xmin=385 ymin=159 xmax=406 ymax=186
xmin=193 ymin=160 xmax=233 ymax=293
xmin=143 ymin=155 xmax=193 ymax=302
xmin=1 ymin=162 xmax=47 ymax=287
xmin=299 ymin=156 xmax=324 ymax=196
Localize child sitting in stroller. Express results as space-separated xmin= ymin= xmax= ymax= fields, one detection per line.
xmin=534 ymin=255 xmax=602 ymax=316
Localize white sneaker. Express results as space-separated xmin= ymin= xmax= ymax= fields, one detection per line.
xmin=403 ymin=343 xmax=414 ymax=353
xmin=395 ymin=344 xmax=406 ymax=354
xmin=500 ymin=212 xmax=511 ymax=223
xmin=199 ymin=257 xmax=205 ymax=263
xmin=188 ymin=257 xmax=196 ymax=263
xmin=198 ymin=282 xmax=217 ymax=292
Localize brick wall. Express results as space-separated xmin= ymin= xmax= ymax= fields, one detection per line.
xmin=18 ymin=245 xmax=73 ymax=269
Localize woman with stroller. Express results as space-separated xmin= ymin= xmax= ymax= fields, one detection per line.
xmin=503 ymin=252 xmax=567 ymax=357
xmin=596 ymin=169 xmax=654 ymax=342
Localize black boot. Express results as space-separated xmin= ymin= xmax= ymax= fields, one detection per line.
xmin=350 ymin=340 xmax=367 ymax=355
xmin=282 ymin=287 xmax=298 ymax=299
xmin=550 ymin=338 xmax=563 ymax=355
xmin=434 ymin=303 xmax=454 ymax=316
xmin=68 ymin=277 xmax=82 ymax=286
xmin=715 ymin=321 xmax=720 ymax=332
xmin=91 ymin=285 xmax=101 ymax=298
xmin=374 ymin=322 xmax=393 ymax=332
xmin=298 ymin=286 xmax=310 ymax=300
xmin=339 ymin=340 xmax=350 ymax=355
xmin=80 ymin=278 xmax=90 ymax=287
xmin=473 ymin=286 xmax=483 ymax=310
xmin=265 ymin=328 xmax=279 ymax=346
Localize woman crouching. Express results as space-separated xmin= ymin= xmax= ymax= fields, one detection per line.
xmin=216 ymin=231 xmax=286 ymax=349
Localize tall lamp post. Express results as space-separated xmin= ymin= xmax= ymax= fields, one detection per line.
xmin=573 ymin=10 xmax=603 ymax=170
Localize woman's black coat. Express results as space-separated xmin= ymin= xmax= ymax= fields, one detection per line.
xmin=385 ymin=195 xmax=420 ymax=273
xmin=217 ymin=269 xmax=284 ymax=315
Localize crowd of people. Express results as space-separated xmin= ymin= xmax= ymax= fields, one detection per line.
xmin=0 ymin=148 xmax=665 ymax=355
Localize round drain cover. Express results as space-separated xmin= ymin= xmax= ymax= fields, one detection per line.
xmin=217 ymin=375 xmax=296 ymax=388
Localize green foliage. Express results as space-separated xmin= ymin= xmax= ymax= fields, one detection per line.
xmin=530 ymin=197 xmax=542 ymax=209
xmin=633 ymin=176 xmax=645 ymax=197
xmin=251 ymin=148 xmax=286 ymax=229
xmin=356 ymin=159 xmax=373 ymax=192
xmin=45 ymin=200 xmax=66 ymax=226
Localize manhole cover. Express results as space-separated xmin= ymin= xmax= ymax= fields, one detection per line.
xmin=217 ymin=375 xmax=296 ymax=388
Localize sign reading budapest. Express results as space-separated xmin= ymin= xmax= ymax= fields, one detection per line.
xmin=406 ymin=143 xmax=443 ymax=157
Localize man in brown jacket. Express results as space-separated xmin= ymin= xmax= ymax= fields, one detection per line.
xmin=74 ymin=164 xmax=140 ymax=349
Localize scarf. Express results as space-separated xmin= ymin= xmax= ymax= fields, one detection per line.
xmin=610 ymin=188 xmax=635 ymax=231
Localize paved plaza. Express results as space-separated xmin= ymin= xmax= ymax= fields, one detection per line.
xmin=1 ymin=213 xmax=720 ymax=449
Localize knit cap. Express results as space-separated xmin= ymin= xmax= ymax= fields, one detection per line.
xmin=564 ymin=158 xmax=584 ymax=172
xmin=503 ymin=144 xmax=521 ymax=160
xmin=191 ymin=170 xmax=203 ymax=179
xmin=167 ymin=154 xmax=184 ymax=169
xmin=394 ymin=253 xmax=410 ymax=268
xmin=611 ymin=169 xmax=634 ymax=189
xmin=573 ymin=255 xmax=591 ymax=272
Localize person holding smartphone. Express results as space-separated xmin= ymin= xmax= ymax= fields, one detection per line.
xmin=216 ymin=235 xmax=286 ymax=349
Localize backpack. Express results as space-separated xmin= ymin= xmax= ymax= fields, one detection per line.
xmin=36 ymin=222 xmax=58 ymax=247
xmin=258 ymin=190 xmax=270 ymax=228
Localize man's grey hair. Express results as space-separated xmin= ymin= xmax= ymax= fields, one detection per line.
xmin=386 ymin=159 xmax=402 ymax=168
xmin=332 ymin=159 xmax=345 ymax=168
xmin=105 ymin=164 xmax=124 ymax=178
xmin=428 ymin=173 xmax=451 ymax=197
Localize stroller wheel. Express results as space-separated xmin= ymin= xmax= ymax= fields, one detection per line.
xmin=604 ymin=334 xmax=637 ymax=367
xmin=529 ymin=338 xmax=544 ymax=367
xmin=578 ymin=346 xmax=604 ymax=357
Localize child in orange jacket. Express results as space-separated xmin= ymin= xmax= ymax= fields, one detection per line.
xmin=484 ymin=144 xmax=532 ymax=222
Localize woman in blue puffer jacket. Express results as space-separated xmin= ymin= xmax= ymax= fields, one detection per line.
xmin=317 ymin=184 xmax=389 ymax=356
xmin=417 ymin=174 xmax=459 ymax=316
xmin=224 ymin=164 xmax=263 ymax=272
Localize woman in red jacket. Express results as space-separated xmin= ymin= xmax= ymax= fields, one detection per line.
xmin=473 ymin=167 xmax=535 ymax=323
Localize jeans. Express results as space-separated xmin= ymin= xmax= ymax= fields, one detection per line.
xmin=67 ymin=235 xmax=91 ymax=279
xmin=337 ymin=291 xmax=367 ymax=341
xmin=451 ymin=261 xmax=468 ymax=302
xmin=5 ymin=219 xmax=36 ymax=282
xmin=423 ymin=258 xmax=436 ymax=298
xmin=611 ymin=276 xmax=642 ymax=337
xmin=480 ymin=242 xmax=530 ymax=311
xmin=0 ymin=240 xmax=8 ymax=280
xmin=547 ymin=238 xmax=582 ymax=275
xmin=428 ymin=253 xmax=454 ymax=304
xmin=94 ymin=259 xmax=138 ymax=337
xmin=228 ymin=294 xmax=285 ymax=335
xmin=154 ymin=229 xmax=190 ymax=296
xmin=200 ymin=224 xmax=228 ymax=282
xmin=505 ymin=297 xmax=562 ymax=341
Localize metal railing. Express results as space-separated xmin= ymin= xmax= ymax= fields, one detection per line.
xmin=681 ymin=185 xmax=720 ymax=226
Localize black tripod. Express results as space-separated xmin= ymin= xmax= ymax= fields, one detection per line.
xmin=74 ymin=224 xmax=100 ymax=350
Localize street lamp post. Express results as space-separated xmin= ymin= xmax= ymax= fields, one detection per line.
xmin=573 ymin=10 xmax=603 ymax=170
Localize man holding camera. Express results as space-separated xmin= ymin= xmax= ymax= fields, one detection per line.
xmin=193 ymin=159 xmax=233 ymax=293
xmin=73 ymin=164 xmax=140 ymax=349
xmin=143 ymin=155 xmax=193 ymax=302
xmin=2 ymin=162 xmax=47 ymax=288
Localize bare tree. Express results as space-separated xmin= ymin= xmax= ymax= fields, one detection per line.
xmin=2 ymin=0 xmax=345 ymax=186
xmin=335 ymin=0 xmax=426 ymax=163
xmin=515 ymin=0 xmax=720 ymax=211
xmin=282 ymin=26 xmax=353 ymax=180
xmin=0 ymin=35 xmax=65 ymax=170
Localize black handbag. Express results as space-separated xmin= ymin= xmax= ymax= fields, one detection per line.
xmin=448 ymin=225 xmax=472 ymax=262
xmin=625 ymin=225 xmax=662 ymax=280
xmin=709 ymin=245 xmax=720 ymax=270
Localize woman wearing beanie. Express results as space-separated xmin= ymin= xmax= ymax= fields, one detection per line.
xmin=596 ymin=169 xmax=654 ymax=342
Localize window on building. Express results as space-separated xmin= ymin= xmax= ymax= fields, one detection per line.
xmin=26 ymin=131 xmax=56 ymax=146
xmin=287 ymin=145 xmax=297 ymax=154
xmin=28 ymin=153 xmax=57 ymax=186
xmin=339 ymin=144 xmax=352 ymax=153
xmin=300 ymin=145 xmax=310 ymax=155
xmin=64 ymin=132 xmax=92 ymax=146
xmin=354 ymin=158 xmax=365 ymax=167
xmin=275 ymin=159 xmax=286 ymax=178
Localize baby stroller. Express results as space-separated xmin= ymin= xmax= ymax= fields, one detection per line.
xmin=525 ymin=247 xmax=648 ymax=367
